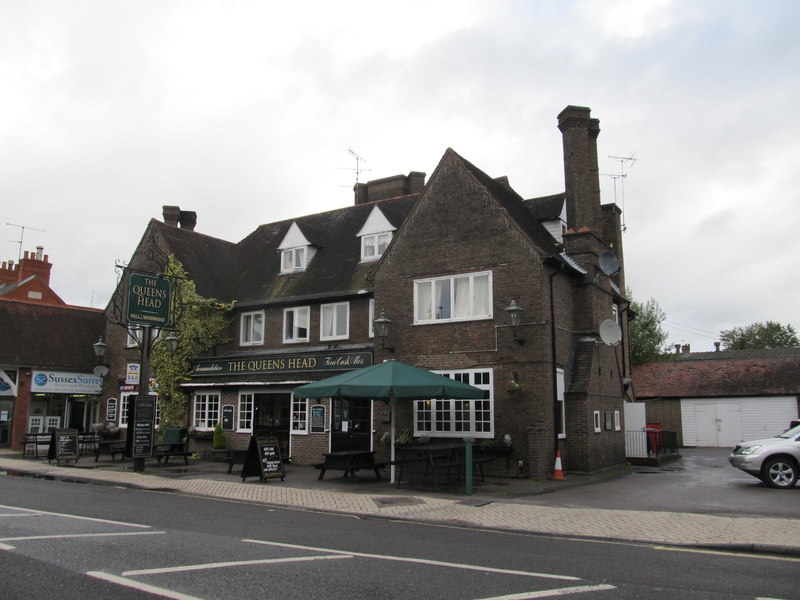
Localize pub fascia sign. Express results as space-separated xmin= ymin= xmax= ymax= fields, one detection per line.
xmin=191 ymin=351 xmax=372 ymax=377
xmin=126 ymin=271 xmax=172 ymax=327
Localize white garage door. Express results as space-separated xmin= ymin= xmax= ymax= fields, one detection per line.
xmin=682 ymin=396 xmax=798 ymax=447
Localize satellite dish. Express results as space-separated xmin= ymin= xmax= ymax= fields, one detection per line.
xmin=598 ymin=251 xmax=620 ymax=277
xmin=93 ymin=365 xmax=109 ymax=377
xmin=599 ymin=319 xmax=622 ymax=346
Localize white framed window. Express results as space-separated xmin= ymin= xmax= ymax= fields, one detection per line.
xmin=292 ymin=397 xmax=308 ymax=433
xmin=614 ymin=410 xmax=621 ymax=431
xmin=368 ymin=298 xmax=375 ymax=338
xmin=125 ymin=326 xmax=140 ymax=348
xmin=284 ymin=306 xmax=310 ymax=343
xmin=193 ymin=391 xmax=221 ymax=430
xmin=414 ymin=271 xmax=492 ymax=324
xmin=120 ymin=393 xmax=160 ymax=428
xmin=556 ymin=368 xmax=566 ymax=439
xmin=414 ymin=369 xmax=493 ymax=438
xmin=361 ymin=232 xmax=392 ymax=262
xmin=593 ymin=410 xmax=602 ymax=433
xmin=281 ymin=246 xmax=307 ymax=273
xmin=240 ymin=311 xmax=265 ymax=346
xmin=238 ymin=392 xmax=254 ymax=432
xmin=320 ymin=302 xmax=349 ymax=340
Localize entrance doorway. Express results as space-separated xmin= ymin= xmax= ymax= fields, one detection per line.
xmin=331 ymin=398 xmax=372 ymax=452
xmin=253 ymin=393 xmax=291 ymax=460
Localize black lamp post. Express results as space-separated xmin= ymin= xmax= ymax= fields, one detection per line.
xmin=504 ymin=300 xmax=526 ymax=344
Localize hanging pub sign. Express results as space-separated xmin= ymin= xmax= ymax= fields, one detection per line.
xmin=48 ymin=428 xmax=80 ymax=464
xmin=240 ymin=436 xmax=285 ymax=482
xmin=126 ymin=271 xmax=172 ymax=327
xmin=310 ymin=405 xmax=326 ymax=433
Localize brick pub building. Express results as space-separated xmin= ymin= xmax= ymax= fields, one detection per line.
xmin=101 ymin=105 xmax=631 ymax=478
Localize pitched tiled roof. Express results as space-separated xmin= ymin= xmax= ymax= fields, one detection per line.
xmin=632 ymin=348 xmax=800 ymax=398
xmin=525 ymin=193 xmax=565 ymax=221
xmin=0 ymin=300 xmax=105 ymax=369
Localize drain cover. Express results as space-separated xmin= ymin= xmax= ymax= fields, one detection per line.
xmin=372 ymin=496 xmax=423 ymax=507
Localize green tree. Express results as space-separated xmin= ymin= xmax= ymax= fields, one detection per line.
xmin=627 ymin=289 xmax=669 ymax=365
xmin=150 ymin=256 xmax=234 ymax=429
xmin=720 ymin=321 xmax=799 ymax=350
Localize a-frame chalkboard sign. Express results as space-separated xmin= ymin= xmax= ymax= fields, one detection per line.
xmin=48 ymin=428 xmax=80 ymax=464
xmin=240 ymin=435 xmax=286 ymax=482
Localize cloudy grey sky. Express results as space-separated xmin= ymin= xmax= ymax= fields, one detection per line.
xmin=2 ymin=0 xmax=798 ymax=352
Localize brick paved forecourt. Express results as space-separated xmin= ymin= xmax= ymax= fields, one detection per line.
xmin=2 ymin=456 xmax=799 ymax=555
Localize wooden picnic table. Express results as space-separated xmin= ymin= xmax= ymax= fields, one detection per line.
xmin=395 ymin=443 xmax=490 ymax=490
xmin=314 ymin=450 xmax=387 ymax=480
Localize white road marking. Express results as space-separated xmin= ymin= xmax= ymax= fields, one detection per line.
xmin=475 ymin=585 xmax=616 ymax=599
xmin=1 ymin=531 xmax=164 ymax=542
xmin=87 ymin=571 xmax=203 ymax=600
xmin=244 ymin=538 xmax=581 ymax=581
xmin=0 ymin=504 xmax=152 ymax=528
xmin=123 ymin=553 xmax=351 ymax=576
xmin=0 ymin=512 xmax=44 ymax=517
xmin=655 ymin=546 xmax=800 ymax=563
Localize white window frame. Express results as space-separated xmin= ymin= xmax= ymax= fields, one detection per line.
xmin=614 ymin=410 xmax=621 ymax=431
xmin=238 ymin=392 xmax=254 ymax=433
xmin=593 ymin=410 xmax=602 ymax=433
xmin=320 ymin=302 xmax=349 ymax=341
xmin=413 ymin=369 xmax=493 ymax=438
xmin=120 ymin=393 xmax=160 ymax=428
xmin=281 ymin=246 xmax=307 ymax=273
xmin=413 ymin=271 xmax=492 ymax=324
xmin=125 ymin=326 xmax=140 ymax=348
xmin=361 ymin=232 xmax=392 ymax=262
xmin=240 ymin=310 xmax=265 ymax=346
xmin=368 ymin=298 xmax=375 ymax=338
xmin=556 ymin=367 xmax=566 ymax=439
xmin=193 ymin=391 xmax=221 ymax=430
xmin=292 ymin=396 xmax=309 ymax=434
xmin=283 ymin=306 xmax=310 ymax=343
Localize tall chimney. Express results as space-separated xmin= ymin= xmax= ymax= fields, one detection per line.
xmin=558 ymin=106 xmax=602 ymax=233
xmin=162 ymin=205 xmax=180 ymax=227
xmin=179 ymin=210 xmax=197 ymax=231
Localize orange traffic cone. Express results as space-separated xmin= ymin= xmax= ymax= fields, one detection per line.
xmin=552 ymin=450 xmax=564 ymax=480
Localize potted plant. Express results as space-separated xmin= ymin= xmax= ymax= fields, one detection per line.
xmin=212 ymin=422 xmax=228 ymax=461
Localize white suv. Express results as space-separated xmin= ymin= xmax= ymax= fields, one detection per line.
xmin=729 ymin=424 xmax=800 ymax=489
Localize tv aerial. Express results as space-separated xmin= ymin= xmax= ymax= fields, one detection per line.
xmin=339 ymin=147 xmax=372 ymax=189
xmin=601 ymin=154 xmax=636 ymax=232
xmin=7 ymin=222 xmax=46 ymax=262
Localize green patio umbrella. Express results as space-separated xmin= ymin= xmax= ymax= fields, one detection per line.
xmin=294 ymin=359 xmax=485 ymax=483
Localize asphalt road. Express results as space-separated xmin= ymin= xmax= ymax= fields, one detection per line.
xmin=1 ymin=473 xmax=798 ymax=600
xmin=518 ymin=448 xmax=800 ymax=519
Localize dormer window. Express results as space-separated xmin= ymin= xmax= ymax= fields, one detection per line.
xmin=357 ymin=206 xmax=396 ymax=262
xmin=278 ymin=222 xmax=315 ymax=274
xmin=361 ymin=232 xmax=392 ymax=262
xmin=281 ymin=247 xmax=307 ymax=273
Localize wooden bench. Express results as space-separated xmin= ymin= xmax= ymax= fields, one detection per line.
xmin=442 ymin=456 xmax=493 ymax=484
xmin=313 ymin=460 xmax=390 ymax=480
xmin=94 ymin=440 xmax=127 ymax=462
xmin=154 ymin=427 xmax=192 ymax=465
xmin=224 ymin=449 xmax=249 ymax=474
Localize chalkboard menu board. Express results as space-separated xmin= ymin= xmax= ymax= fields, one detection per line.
xmin=240 ymin=435 xmax=285 ymax=482
xmin=48 ymin=428 xmax=80 ymax=463
xmin=131 ymin=395 xmax=156 ymax=459
xmin=222 ymin=405 xmax=235 ymax=431
xmin=310 ymin=404 xmax=326 ymax=433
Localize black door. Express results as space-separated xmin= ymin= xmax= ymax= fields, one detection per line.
xmin=253 ymin=393 xmax=291 ymax=460
xmin=331 ymin=398 xmax=371 ymax=452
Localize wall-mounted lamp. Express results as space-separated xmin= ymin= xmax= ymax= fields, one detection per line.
xmin=504 ymin=300 xmax=526 ymax=345
xmin=93 ymin=336 xmax=109 ymax=377
xmin=162 ymin=332 xmax=180 ymax=357
xmin=373 ymin=308 xmax=395 ymax=353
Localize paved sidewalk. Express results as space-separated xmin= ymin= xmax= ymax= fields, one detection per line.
xmin=2 ymin=452 xmax=799 ymax=555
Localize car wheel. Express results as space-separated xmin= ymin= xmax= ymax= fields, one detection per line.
xmin=761 ymin=457 xmax=799 ymax=489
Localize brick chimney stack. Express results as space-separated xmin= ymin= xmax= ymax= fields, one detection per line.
xmin=558 ymin=105 xmax=602 ymax=233
xmin=17 ymin=246 xmax=53 ymax=285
